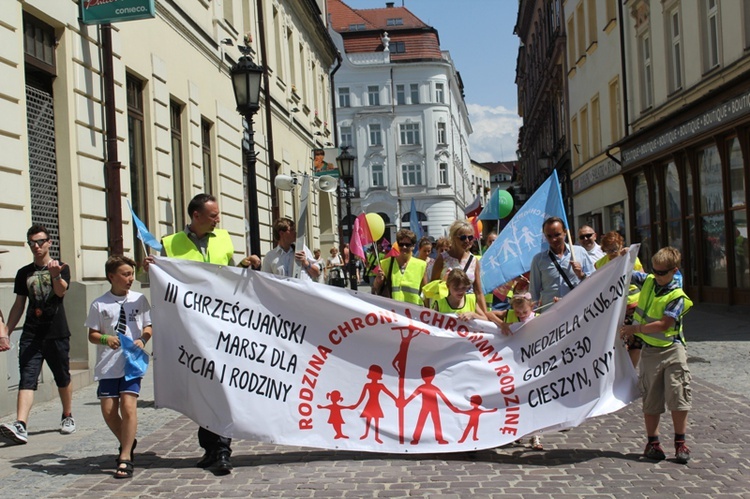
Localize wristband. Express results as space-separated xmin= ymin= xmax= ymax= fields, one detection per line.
xmin=52 ymin=275 xmax=62 ymax=281
xmin=100 ymin=334 xmax=109 ymax=345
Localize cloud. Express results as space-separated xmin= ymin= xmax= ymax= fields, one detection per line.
xmin=467 ymin=103 xmax=522 ymax=163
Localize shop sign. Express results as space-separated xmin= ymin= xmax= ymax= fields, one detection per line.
xmin=572 ymin=158 xmax=621 ymax=194
xmin=622 ymin=89 xmax=750 ymax=166
xmin=81 ymin=0 xmax=155 ymax=25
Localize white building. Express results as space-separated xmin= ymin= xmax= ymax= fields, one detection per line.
xmin=328 ymin=0 xmax=473 ymax=241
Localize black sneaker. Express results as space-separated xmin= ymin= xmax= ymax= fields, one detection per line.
xmin=675 ymin=443 xmax=690 ymax=464
xmin=644 ymin=441 xmax=666 ymax=461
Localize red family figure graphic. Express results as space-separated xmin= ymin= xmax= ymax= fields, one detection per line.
xmin=402 ymin=366 xmax=462 ymax=445
xmin=347 ymin=365 xmax=397 ymax=444
xmin=456 ymin=394 xmax=497 ymax=443
xmin=391 ymin=309 xmax=430 ymax=444
xmin=317 ymin=390 xmax=349 ymax=439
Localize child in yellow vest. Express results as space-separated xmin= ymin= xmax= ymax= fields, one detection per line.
xmin=431 ymin=269 xmax=486 ymax=321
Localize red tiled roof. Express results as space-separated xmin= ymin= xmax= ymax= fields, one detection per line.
xmin=482 ymin=161 xmax=518 ymax=176
xmin=328 ymin=0 xmax=442 ymax=62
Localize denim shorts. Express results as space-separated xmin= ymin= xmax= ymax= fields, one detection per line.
xmin=18 ymin=335 xmax=71 ymax=390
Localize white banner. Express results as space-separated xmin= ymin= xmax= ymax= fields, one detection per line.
xmin=150 ymin=247 xmax=640 ymax=453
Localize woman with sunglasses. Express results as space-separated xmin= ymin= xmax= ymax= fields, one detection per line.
xmin=430 ymin=221 xmax=488 ymax=314
xmin=371 ymin=229 xmax=427 ymax=305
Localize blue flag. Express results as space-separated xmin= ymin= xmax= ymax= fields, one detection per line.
xmin=477 ymin=189 xmax=502 ymax=220
xmin=119 ymin=333 xmax=150 ymax=381
xmin=128 ymin=201 xmax=163 ymax=252
xmin=409 ymin=198 xmax=423 ymax=244
xmin=480 ymin=171 xmax=567 ymax=294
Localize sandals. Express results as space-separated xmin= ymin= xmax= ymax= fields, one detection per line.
xmin=113 ymin=459 xmax=134 ymax=479
xmin=116 ymin=438 xmax=138 ymax=463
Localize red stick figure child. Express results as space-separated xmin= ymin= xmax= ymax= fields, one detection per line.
xmin=317 ymin=390 xmax=349 ymax=439
xmin=456 ymin=394 xmax=497 ymax=443
xmin=403 ymin=366 xmax=461 ymax=445
xmin=348 ymin=365 xmax=397 ymax=444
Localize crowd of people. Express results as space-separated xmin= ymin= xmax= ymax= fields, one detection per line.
xmin=0 ymin=192 xmax=694 ymax=478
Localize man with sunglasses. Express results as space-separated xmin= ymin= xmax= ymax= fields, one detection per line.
xmin=530 ymin=217 xmax=593 ymax=309
xmin=0 ymin=225 xmax=75 ymax=445
xmin=372 ymin=229 xmax=427 ymax=304
xmin=575 ymin=225 xmax=604 ymax=267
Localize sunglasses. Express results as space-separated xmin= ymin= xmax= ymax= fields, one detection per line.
xmin=458 ymin=235 xmax=475 ymax=242
xmin=398 ymin=242 xmax=413 ymax=248
xmin=27 ymin=238 xmax=49 ymax=247
xmin=603 ymin=247 xmax=621 ymax=254
xmin=652 ymin=268 xmax=674 ymax=276
xmin=579 ymin=233 xmax=595 ymax=240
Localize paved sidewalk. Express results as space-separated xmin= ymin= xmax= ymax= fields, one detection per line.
xmin=1 ymin=304 xmax=748 ymax=498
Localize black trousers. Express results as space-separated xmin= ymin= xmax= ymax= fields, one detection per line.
xmin=198 ymin=426 xmax=231 ymax=455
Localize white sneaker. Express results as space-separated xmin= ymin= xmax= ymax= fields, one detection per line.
xmin=60 ymin=416 xmax=76 ymax=435
xmin=0 ymin=421 xmax=28 ymax=444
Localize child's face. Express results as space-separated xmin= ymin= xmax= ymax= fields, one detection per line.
xmin=513 ymin=302 xmax=532 ymax=321
xmin=449 ymin=283 xmax=471 ymax=300
xmin=652 ymin=263 xmax=677 ymax=286
xmin=109 ymin=264 xmax=135 ymax=294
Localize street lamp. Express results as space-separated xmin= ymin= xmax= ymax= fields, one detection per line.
xmin=337 ymin=146 xmax=357 ymax=290
xmin=230 ymin=54 xmax=264 ymax=257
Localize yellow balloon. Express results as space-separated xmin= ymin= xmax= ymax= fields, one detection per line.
xmin=365 ymin=213 xmax=385 ymax=241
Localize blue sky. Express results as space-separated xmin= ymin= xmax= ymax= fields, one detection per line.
xmin=339 ymin=0 xmax=522 ymax=162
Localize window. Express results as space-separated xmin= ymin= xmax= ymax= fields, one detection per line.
xmin=605 ymin=0 xmax=616 ymax=24
xmin=591 ymin=95 xmax=601 ymax=155
xmin=349 ymin=23 xmax=365 ymax=31
xmin=567 ymin=16 xmax=576 ymax=67
xmin=396 ymin=84 xmax=406 ymax=105
xmin=576 ymin=2 xmax=586 ymax=59
xmin=170 ymin=100 xmax=185 ymax=231
xmin=437 ymin=122 xmax=447 ymax=144
xmin=439 ymin=162 xmax=448 ymax=184
xmin=435 ymin=83 xmax=445 ymax=103
xmin=340 ymin=126 xmax=353 ymax=147
xmin=299 ymin=43 xmax=307 ymax=101
xmin=745 ymin=0 xmax=750 ymax=49
xmin=387 ymin=18 xmax=404 ymax=26
xmin=369 ymin=124 xmax=382 ymax=146
xmin=410 ymin=83 xmax=419 ymax=104
xmin=339 ymin=87 xmax=350 ymax=107
xmin=127 ymin=75 xmax=148 ymax=271
xmin=368 ymin=85 xmax=380 ymax=106
xmin=273 ymin=7 xmax=283 ymax=80
xmin=399 ymin=122 xmax=421 ymax=145
xmin=698 ymin=144 xmax=726 ymax=287
xmin=609 ymin=77 xmax=621 ymax=142
xmin=580 ymin=105 xmax=589 ymax=162
xmin=640 ymin=33 xmax=653 ymax=109
xmin=668 ymin=8 xmax=683 ymax=91
xmin=705 ymin=0 xmax=720 ymax=69
xmin=728 ymin=138 xmax=749 ymax=287
xmin=402 ymin=164 xmax=423 ymax=186
xmin=201 ymin=119 xmax=213 ymax=193
xmin=372 ymin=164 xmax=384 ymax=187
xmin=571 ymin=114 xmax=579 ymax=168
xmin=586 ymin=0 xmax=597 ymax=47
xmin=391 ymin=41 xmax=405 ymax=53
xmin=287 ymin=28 xmax=295 ymax=88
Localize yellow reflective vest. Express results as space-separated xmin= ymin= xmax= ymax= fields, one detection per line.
xmin=162 ymin=229 xmax=234 ymax=265
xmin=633 ymin=275 xmax=693 ymax=347
xmin=595 ymin=254 xmax=643 ymax=306
xmin=434 ymin=293 xmax=477 ymax=314
xmin=381 ymin=257 xmax=426 ymax=305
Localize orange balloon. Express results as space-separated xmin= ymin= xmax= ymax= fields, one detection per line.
xmin=467 ymin=216 xmax=483 ymax=234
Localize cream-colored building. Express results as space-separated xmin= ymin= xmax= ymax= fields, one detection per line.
xmin=565 ymin=0 xmax=628 ymax=236
xmin=0 ymin=0 xmax=337 ymax=409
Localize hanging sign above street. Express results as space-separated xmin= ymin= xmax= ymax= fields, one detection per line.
xmin=80 ymin=0 xmax=155 ymax=25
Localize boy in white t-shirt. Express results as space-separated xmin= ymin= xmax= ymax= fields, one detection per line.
xmin=85 ymin=256 xmax=152 ymax=479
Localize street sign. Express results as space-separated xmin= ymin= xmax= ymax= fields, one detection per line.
xmin=80 ymin=0 xmax=155 ymax=25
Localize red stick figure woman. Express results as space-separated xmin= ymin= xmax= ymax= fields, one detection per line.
xmin=456 ymin=394 xmax=497 ymax=443
xmin=317 ymin=390 xmax=349 ymax=439
xmin=348 ymin=365 xmax=397 ymax=444
xmin=403 ymin=366 xmax=461 ymax=445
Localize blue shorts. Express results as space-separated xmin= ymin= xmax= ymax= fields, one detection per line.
xmin=97 ymin=377 xmax=142 ymax=398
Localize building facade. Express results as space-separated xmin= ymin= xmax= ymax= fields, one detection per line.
xmin=0 ymin=0 xmax=336 ymax=408
xmin=565 ymin=0 xmax=628 ymax=237
xmin=328 ymin=0 xmax=473 ymax=242
xmin=515 ymin=0 xmax=572 ymax=219
xmin=617 ymin=0 xmax=750 ymax=306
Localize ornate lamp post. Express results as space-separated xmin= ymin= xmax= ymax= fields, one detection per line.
xmin=230 ymin=53 xmax=264 ymax=257
xmin=337 ymin=146 xmax=356 ymax=290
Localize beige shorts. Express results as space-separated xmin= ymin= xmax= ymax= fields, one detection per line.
xmin=638 ymin=342 xmax=692 ymax=414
